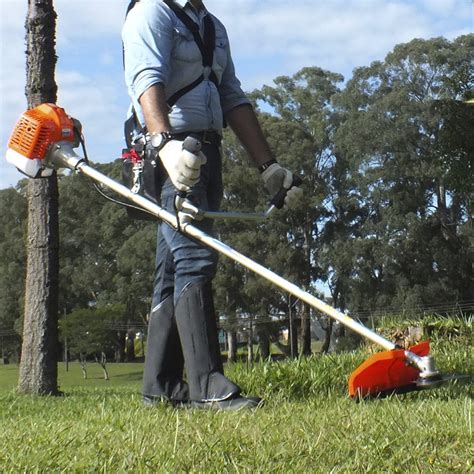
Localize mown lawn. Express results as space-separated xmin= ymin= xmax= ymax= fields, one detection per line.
xmin=0 ymin=341 xmax=472 ymax=472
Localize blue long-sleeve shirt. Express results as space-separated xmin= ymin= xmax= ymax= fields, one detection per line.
xmin=122 ymin=0 xmax=250 ymax=133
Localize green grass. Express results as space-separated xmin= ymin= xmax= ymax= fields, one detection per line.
xmin=0 ymin=362 xmax=143 ymax=391
xmin=0 ymin=340 xmax=472 ymax=472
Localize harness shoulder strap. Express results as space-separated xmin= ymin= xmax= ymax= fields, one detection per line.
xmin=124 ymin=0 xmax=220 ymax=137
xmin=163 ymin=1 xmax=200 ymax=37
xmin=163 ymin=0 xmax=216 ymax=70
xmin=162 ymin=0 xmax=218 ymax=106
xmin=202 ymin=14 xmax=217 ymax=71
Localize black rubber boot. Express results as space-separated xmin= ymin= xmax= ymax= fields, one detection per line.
xmin=174 ymin=281 xmax=241 ymax=402
xmin=142 ymin=295 xmax=189 ymax=406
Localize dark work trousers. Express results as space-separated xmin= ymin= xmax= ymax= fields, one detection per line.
xmin=151 ymin=141 xmax=223 ymax=307
xmin=142 ymin=141 xmax=240 ymax=402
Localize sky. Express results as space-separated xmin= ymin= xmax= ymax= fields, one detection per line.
xmin=0 ymin=0 xmax=471 ymax=190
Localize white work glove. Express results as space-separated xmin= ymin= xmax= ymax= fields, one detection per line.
xmin=158 ymin=140 xmax=207 ymax=192
xmin=261 ymin=163 xmax=303 ymax=209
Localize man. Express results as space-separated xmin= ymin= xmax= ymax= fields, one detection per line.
xmin=122 ymin=0 xmax=302 ymax=410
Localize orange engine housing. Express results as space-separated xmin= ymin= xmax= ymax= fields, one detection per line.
xmin=8 ymin=103 xmax=75 ymax=161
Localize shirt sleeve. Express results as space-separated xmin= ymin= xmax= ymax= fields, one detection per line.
xmin=218 ymin=38 xmax=251 ymax=116
xmin=122 ymin=2 xmax=174 ymax=101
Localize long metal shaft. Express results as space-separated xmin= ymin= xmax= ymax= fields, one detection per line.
xmin=53 ymin=143 xmax=397 ymax=352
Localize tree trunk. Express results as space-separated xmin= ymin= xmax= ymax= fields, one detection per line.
xmin=288 ymin=296 xmax=298 ymax=358
xmin=255 ymin=319 xmax=271 ymax=360
xmin=247 ymin=317 xmax=253 ymax=363
xmin=227 ymin=330 xmax=237 ymax=362
xmin=95 ymin=352 xmax=109 ymax=381
xmin=126 ymin=330 xmax=136 ymax=362
xmin=115 ymin=331 xmax=126 ymax=362
xmin=79 ymin=354 xmax=87 ymax=379
xmin=299 ymin=303 xmax=311 ymax=356
xmin=257 ymin=333 xmax=270 ymax=360
xmin=320 ymin=319 xmax=333 ymax=354
xmin=17 ymin=0 xmax=60 ymax=395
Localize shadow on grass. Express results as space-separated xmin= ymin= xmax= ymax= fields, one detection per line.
xmin=78 ymin=371 xmax=143 ymax=381
xmin=112 ymin=371 xmax=143 ymax=380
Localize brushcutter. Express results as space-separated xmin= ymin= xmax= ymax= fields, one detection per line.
xmin=6 ymin=104 xmax=468 ymax=398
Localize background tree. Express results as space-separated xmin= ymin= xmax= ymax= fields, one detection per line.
xmin=255 ymin=67 xmax=344 ymax=354
xmin=332 ymin=35 xmax=473 ymax=315
xmin=0 ymin=186 xmax=27 ymax=363
xmin=18 ymin=0 xmax=60 ymax=395
xmin=57 ymin=161 xmax=156 ymax=320
xmin=0 ymin=187 xmax=27 ymax=333
xmin=3 ymin=33 xmax=471 ymax=365
xmin=59 ymin=304 xmax=126 ymax=378
xmin=215 ymin=68 xmax=343 ymax=356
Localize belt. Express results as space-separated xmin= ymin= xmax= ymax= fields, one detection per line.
xmin=173 ymin=130 xmax=222 ymax=146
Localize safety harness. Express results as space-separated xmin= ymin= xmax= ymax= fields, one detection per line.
xmin=122 ymin=0 xmax=220 ymax=221
xmin=124 ymin=0 xmax=219 ymax=145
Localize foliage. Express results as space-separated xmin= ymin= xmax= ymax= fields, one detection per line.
xmin=1 ymin=36 xmax=472 ymax=358
xmin=215 ymin=67 xmax=344 ymax=353
xmin=330 ymin=35 xmax=474 ymax=313
xmin=59 ymin=304 xmax=126 ymax=361
xmin=0 ymin=186 xmax=27 ymax=331
xmin=57 ymin=161 xmax=156 ymax=319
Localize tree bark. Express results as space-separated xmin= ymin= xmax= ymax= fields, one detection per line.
xmin=115 ymin=331 xmax=126 ymax=362
xmin=79 ymin=354 xmax=88 ymax=379
xmin=299 ymin=303 xmax=311 ymax=356
xmin=257 ymin=334 xmax=270 ymax=360
xmin=288 ymin=296 xmax=298 ymax=358
xmin=247 ymin=317 xmax=254 ymax=363
xmin=227 ymin=330 xmax=237 ymax=362
xmin=17 ymin=0 xmax=60 ymax=395
xmin=95 ymin=352 xmax=109 ymax=381
xmin=320 ymin=319 xmax=333 ymax=354
xmin=125 ymin=330 xmax=136 ymax=362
